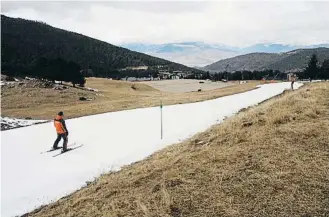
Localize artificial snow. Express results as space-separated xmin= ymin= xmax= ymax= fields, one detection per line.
xmin=1 ymin=82 xmax=303 ymax=217
xmin=85 ymin=87 xmax=99 ymax=92
xmin=1 ymin=117 xmax=47 ymax=131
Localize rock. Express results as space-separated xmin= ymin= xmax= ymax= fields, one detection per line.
xmin=197 ymin=140 xmax=204 ymax=145
xmin=242 ymin=121 xmax=253 ymax=127
xmin=79 ymin=97 xmax=87 ymax=101
xmin=53 ymin=85 xmax=66 ymax=90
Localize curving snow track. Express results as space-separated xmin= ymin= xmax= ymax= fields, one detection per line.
xmin=1 ymin=82 xmax=303 ymax=217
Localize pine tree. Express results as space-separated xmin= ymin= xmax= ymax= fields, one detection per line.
xmin=67 ymin=61 xmax=83 ymax=87
xmin=320 ymin=59 xmax=329 ymax=80
xmin=304 ymin=54 xmax=320 ymax=80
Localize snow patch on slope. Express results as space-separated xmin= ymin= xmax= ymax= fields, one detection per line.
xmin=1 ymin=117 xmax=47 ymax=131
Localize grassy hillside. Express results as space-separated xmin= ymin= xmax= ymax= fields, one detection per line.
xmin=1 ymin=15 xmax=198 ymax=77
xmin=204 ymin=48 xmax=329 ymax=73
xmin=267 ymin=48 xmax=329 ymax=72
xmin=26 ymin=82 xmax=329 ymax=217
xmin=1 ymin=78 xmax=260 ymax=120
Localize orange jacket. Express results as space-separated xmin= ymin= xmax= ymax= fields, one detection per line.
xmin=54 ymin=115 xmax=67 ymax=134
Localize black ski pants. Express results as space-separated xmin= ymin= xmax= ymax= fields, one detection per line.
xmin=53 ymin=133 xmax=68 ymax=150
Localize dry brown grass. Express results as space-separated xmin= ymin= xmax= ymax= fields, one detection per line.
xmin=26 ymin=82 xmax=329 ymax=217
xmin=1 ymin=78 xmax=260 ymax=119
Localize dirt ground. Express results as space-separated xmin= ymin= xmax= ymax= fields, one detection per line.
xmin=142 ymin=79 xmax=233 ymax=93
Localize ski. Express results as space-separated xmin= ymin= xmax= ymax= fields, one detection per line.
xmin=40 ymin=147 xmax=62 ymax=154
xmin=40 ymin=143 xmax=76 ymax=154
xmin=52 ymin=144 xmax=84 ymax=157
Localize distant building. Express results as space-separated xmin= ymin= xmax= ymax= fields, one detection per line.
xmin=122 ymin=77 xmax=152 ymax=81
xmin=159 ymin=69 xmax=169 ymax=74
xmin=159 ymin=72 xmax=171 ymax=79
xmin=177 ymin=73 xmax=185 ymax=79
xmin=120 ymin=66 xmax=149 ymax=71
xmin=171 ymin=75 xmax=180 ymax=80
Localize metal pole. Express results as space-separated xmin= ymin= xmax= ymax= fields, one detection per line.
xmin=160 ymin=100 xmax=163 ymax=139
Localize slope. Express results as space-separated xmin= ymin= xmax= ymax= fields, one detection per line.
xmin=204 ymin=52 xmax=283 ymax=72
xmin=1 ymin=82 xmax=304 ymax=217
xmin=204 ymin=48 xmax=329 ymax=72
xmin=0 ymin=15 xmax=198 ymax=77
xmin=24 ymin=82 xmax=329 ymax=217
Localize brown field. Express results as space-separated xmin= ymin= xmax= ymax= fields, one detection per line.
xmin=1 ymin=78 xmax=261 ymax=120
xmin=141 ymin=79 xmax=234 ymax=93
xmin=26 ymin=82 xmax=329 ymax=217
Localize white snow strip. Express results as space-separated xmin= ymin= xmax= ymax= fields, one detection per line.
xmin=1 ymin=117 xmax=47 ymax=130
xmin=0 ymin=81 xmax=17 ymax=86
xmin=85 ymin=87 xmax=99 ymax=92
xmin=1 ymin=82 xmax=303 ymax=217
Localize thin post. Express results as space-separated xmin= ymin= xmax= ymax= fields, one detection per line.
xmin=160 ymin=100 xmax=163 ymax=139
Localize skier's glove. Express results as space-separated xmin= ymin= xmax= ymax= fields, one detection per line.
xmin=66 ymin=131 xmax=69 ymax=136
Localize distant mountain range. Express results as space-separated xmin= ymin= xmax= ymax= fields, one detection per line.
xmin=121 ymin=42 xmax=329 ymax=67
xmin=202 ymin=48 xmax=329 ymax=73
xmin=121 ymin=42 xmax=238 ymax=67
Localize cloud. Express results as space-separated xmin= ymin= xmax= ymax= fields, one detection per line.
xmin=2 ymin=1 xmax=329 ymax=46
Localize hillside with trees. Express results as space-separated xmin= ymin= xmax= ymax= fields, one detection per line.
xmin=1 ymin=15 xmax=200 ymax=78
xmin=209 ymin=54 xmax=329 ymax=81
xmin=203 ymin=48 xmax=329 ymax=73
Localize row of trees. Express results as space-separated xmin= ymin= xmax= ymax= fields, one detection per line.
xmin=210 ymin=69 xmax=286 ymax=81
xmin=302 ymin=54 xmax=329 ymax=80
xmin=2 ymin=57 xmax=86 ymax=87
xmin=34 ymin=58 xmax=86 ymax=86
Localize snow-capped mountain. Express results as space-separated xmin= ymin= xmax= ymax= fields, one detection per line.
xmin=121 ymin=42 xmax=239 ymax=67
xmin=121 ymin=42 xmax=329 ymax=67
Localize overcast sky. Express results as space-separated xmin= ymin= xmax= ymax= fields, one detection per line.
xmin=2 ymin=1 xmax=329 ymax=47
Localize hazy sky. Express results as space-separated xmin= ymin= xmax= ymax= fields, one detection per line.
xmin=2 ymin=1 xmax=329 ymax=47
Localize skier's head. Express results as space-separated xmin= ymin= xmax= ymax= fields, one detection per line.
xmin=58 ymin=111 xmax=64 ymax=116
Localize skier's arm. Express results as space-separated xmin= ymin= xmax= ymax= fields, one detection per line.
xmin=61 ymin=119 xmax=68 ymax=134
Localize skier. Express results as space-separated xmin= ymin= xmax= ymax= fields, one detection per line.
xmin=291 ymin=74 xmax=296 ymax=90
xmin=53 ymin=111 xmax=69 ymax=152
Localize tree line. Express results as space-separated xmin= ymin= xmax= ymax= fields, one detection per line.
xmin=2 ymin=57 xmax=86 ymax=87
xmin=209 ymin=54 xmax=329 ymax=81
xmin=209 ymin=70 xmax=286 ymax=81
xmin=302 ymin=54 xmax=329 ymax=80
